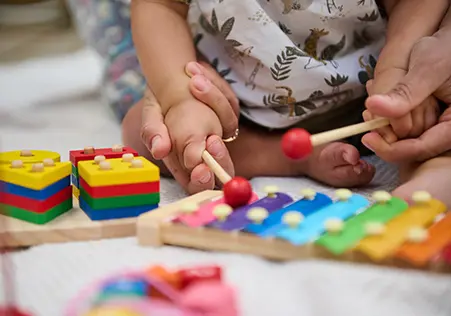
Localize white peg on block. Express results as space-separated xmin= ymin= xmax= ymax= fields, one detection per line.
xmin=11 ymin=160 xmax=24 ymax=169
xmin=99 ymin=161 xmax=111 ymax=170
xmin=31 ymin=163 xmax=44 ymax=172
xmin=43 ymin=158 xmax=55 ymax=167
xmin=20 ymin=149 xmax=33 ymax=157
xmin=94 ymin=155 xmax=106 ymax=164
xmin=122 ymin=153 xmax=134 ymax=163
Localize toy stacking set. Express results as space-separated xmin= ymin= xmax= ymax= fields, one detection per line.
xmin=64 ymin=264 xmax=238 ymax=316
xmin=0 ymin=146 xmax=160 ymax=247
xmin=70 ymin=146 xmax=160 ymax=221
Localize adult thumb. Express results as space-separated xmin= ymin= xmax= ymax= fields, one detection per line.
xmin=365 ymin=74 xmax=430 ymax=118
xmin=366 ymin=37 xmax=449 ymax=118
xmin=140 ymin=88 xmax=172 ymax=160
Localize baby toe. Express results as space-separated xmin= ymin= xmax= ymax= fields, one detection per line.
xmin=318 ymin=142 xmax=360 ymax=168
xmin=329 ymin=159 xmax=375 ymax=187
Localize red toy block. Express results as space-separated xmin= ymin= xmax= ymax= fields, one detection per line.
xmin=179 ymin=265 xmax=222 ymax=289
xmin=69 ymin=146 xmax=138 ymax=166
xmin=79 ymin=177 xmax=159 ymax=198
xmin=0 ymin=186 xmax=72 ymax=213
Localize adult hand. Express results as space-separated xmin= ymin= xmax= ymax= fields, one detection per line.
xmin=140 ymin=61 xmax=240 ymax=193
xmin=362 ymin=14 xmax=451 ymax=162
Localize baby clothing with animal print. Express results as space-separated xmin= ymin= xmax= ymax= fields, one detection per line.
xmin=187 ymin=0 xmax=387 ymax=129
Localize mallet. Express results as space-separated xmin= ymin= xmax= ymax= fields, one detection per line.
xmin=281 ymin=117 xmax=389 ymax=160
xmin=202 ymin=151 xmax=253 ymax=207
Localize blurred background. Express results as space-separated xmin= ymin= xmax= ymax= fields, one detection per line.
xmin=0 ymin=0 xmax=124 ymax=160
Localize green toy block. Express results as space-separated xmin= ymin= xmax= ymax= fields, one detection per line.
xmin=79 ymin=187 xmax=160 ymax=210
xmin=72 ymin=164 xmax=78 ymax=177
xmin=0 ymin=198 xmax=73 ymax=225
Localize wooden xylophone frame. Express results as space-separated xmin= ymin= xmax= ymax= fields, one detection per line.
xmin=136 ymin=190 xmax=451 ymax=274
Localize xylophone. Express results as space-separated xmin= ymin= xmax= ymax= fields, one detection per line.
xmin=137 ymin=187 xmax=451 ymax=274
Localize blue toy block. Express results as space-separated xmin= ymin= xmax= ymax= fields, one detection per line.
xmin=71 ymin=174 xmax=79 ymax=188
xmin=0 ymin=176 xmax=70 ymax=201
xmin=79 ymin=197 xmax=157 ymax=221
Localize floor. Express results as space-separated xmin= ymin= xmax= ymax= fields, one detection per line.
xmin=0 ymin=23 xmax=83 ymax=63
xmin=1 ymin=19 xmax=451 ymax=316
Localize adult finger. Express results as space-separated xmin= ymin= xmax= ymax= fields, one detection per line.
xmin=186 ymin=61 xmax=240 ymax=117
xmin=189 ymin=74 xmax=239 ymax=139
xmin=140 ymin=88 xmax=172 ymax=160
xmin=366 ymin=37 xmax=451 ymax=118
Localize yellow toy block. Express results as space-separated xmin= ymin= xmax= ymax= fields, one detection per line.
xmin=0 ymin=150 xmax=60 ymax=165
xmin=0 ymin=159 xmax=71 ymax=190
xmin=73 ymin=185 xmax=80 ymax=199
xmin=78 ymin=156 xmax=159 ymax=187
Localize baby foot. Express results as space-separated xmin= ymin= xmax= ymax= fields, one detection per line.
xmin=305 ymin=142 xmax=375 ymax=187
xmin=393 ymin=155 xmax=451 ymax=208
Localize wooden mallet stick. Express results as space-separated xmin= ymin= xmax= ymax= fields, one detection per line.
xmin=282 ymin=117 xmax=390 ymax=159
xmin=201 ymin=150 xmax=252 ymax=207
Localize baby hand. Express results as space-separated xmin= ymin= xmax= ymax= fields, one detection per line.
xmin=141 ymin=88 xmax=235 ymax=194
xmin=362 ymin=67 xmax=439 ymax=163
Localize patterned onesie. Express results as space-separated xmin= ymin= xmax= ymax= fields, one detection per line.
xmin=68 ymin=0 xmax=386 ymax=130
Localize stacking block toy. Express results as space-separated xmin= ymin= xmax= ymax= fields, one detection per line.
xmin=0 ymin=153 xmax=72 ymax=225
xmin=69 ymin=145 xmax=138 ymax=191
xmin=0 ymin=149 xmax=60 ymax=165
xmin=78 ymin=153 xmax=160 ymax=221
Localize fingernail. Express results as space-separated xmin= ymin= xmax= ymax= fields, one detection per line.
xmin=362 ymin=141 xmax=374 ymax=152
xmin=208 ymin=140 xmax=224 ymax=158
xmin=343 ymin=151 xmax=353 ymax=164
xmin=192 ymin=76 xmax=210 ymax=92
xmin=198 ymin=170 xmax=212 ymax=184
xmin=150 ymin=135 xmax=161 ymax=157
xmin=353 ymin=164 xmax=363 ymax=175
xmin=185 ymin=62 xmax=203 ymax=77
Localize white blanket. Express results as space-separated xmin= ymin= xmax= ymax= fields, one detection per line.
xmin=1 ymin=48 xmax=450 ymax=316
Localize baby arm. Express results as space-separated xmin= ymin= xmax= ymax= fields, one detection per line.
xmin=131 ymin=0 xmax=197 ymax=112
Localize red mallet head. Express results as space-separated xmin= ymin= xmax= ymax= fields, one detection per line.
xmin=281 ymin=128 xmax=312 ymax=160
xmin=223 ymin=176 xmax=252 ymax=208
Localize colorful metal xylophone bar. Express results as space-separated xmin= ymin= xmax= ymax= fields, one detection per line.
xmin=137 ymin=187 xmax=451 ymax=274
